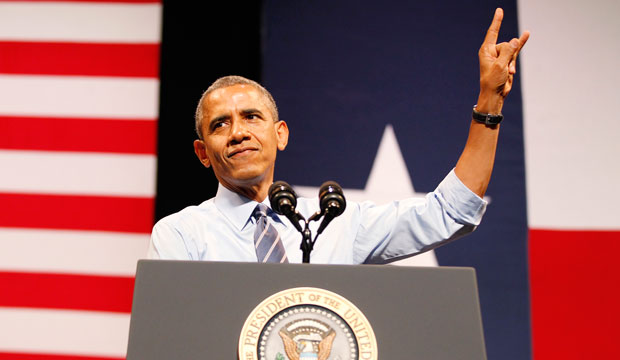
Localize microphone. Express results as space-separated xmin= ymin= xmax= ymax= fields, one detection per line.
xmin=269 ymin=181 xmax=304 ymax=232
xmin=316 ymin=181 xmax=346 ymax=235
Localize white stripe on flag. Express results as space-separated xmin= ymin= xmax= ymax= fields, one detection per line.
xmin=0 ymin=150 xmax=156 ymax=197
xmin=0 ymin=2 xmax=161 ymax=43
xmin=0 ymin=75 xmax=159 ymax=119
xmin=0 ymin=228 xmax=149 ymax=276
xmin=0 ymin=307 xmax=129 ymax=358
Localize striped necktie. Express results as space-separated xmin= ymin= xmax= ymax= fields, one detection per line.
xmin=253 ymin=204 xmax=289 ymax=263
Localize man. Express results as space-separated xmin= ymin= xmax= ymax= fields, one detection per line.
xmin=148 ymin=9 xmax=529 ymax=264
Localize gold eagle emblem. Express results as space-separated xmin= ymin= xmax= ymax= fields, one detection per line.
xmin=278 ymin=319 xmax=336 ymax=360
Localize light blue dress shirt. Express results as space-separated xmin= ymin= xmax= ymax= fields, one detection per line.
xmin=148 ymin=169 xmax=487 ymax=264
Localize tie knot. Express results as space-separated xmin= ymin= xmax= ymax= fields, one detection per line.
xmin=253 ymin=203 xmax=270 ymax=220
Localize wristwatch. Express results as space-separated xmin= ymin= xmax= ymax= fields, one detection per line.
xmin=472 ymin=105 xmax=503 ymax=125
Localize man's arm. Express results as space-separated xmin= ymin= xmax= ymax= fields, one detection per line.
xmin=454 ymin=8 xmax=530 ymax=197
xmin=148 ymin=219 xmax=194 ymax=260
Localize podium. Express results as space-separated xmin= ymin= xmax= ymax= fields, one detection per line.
xmin=127 ymin=260 xmax=487 ymax=359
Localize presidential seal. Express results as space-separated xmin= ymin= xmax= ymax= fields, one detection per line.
xmin=239 ymin=287 xmax=377 ymax=360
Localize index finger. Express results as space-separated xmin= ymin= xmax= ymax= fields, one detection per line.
xmin=483 ymin=8 xmax=504 ymax=45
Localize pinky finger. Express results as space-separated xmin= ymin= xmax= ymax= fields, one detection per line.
xmin=516 ymin=31 xmax=531 ymax=54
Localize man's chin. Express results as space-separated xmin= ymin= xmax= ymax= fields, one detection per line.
xmin=221 ymin=170 xmax=268 ymax=186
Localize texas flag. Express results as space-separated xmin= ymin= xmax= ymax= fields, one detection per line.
xmin=0 ymin=1 xmax=618 ymax=360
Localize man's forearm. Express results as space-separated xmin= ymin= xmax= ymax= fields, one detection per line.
xmin=454 ymin=91 xmax=502 ymax=197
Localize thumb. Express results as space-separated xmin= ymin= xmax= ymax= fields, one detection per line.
xmin=497 ymin=38 xmax=519 ymax=67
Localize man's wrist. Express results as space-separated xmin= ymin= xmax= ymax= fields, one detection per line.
xmin=475 ymin=91 xmax=504 ymax=114
xmin=472 ymin=105 xmax=503 ymax=125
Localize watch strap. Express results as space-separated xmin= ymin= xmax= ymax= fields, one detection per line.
xmin=472 ymin=105 xmax=503 ymax=125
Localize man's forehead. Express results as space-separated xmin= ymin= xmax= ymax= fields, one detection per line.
xmin=204 ymin=84 xmax=269 ymax=114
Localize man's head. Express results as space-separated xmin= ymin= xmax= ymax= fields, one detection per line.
xmin=193 ymin=76 xmax=288 ymax=200
xmin=195 ymin=76 xmax=279 ymax=140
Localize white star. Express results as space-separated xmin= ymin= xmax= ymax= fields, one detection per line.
xmin=293 ymin=124 xmax=438 ymax=267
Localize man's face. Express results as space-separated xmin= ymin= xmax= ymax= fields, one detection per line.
xmin=193 ymin=84 xmax=288 ymax=192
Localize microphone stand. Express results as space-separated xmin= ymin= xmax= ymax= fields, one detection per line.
xmin=269 ymin=180 xmax=345 ymax=264
xmin=301 ymin=224 xmax=313 ymax=263
xmin=298 ymin=211 xmax=324 ymax=263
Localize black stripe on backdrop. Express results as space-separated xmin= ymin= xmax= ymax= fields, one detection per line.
xmin=156 ymin=1 xmax=262 ymax=220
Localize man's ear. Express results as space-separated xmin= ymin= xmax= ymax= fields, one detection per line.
xmin=193 ymin=139 xmax=211 ymax=168
xmin=275 ymin=120 xmax=289 ymax=151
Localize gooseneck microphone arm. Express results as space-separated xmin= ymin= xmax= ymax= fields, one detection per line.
xmin=269 ymin=180 xmax=346 ymax=263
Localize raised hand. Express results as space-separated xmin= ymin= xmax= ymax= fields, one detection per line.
xmin=478 ymin=8 xmax=530 ymax=105
xmin=454 ymin=9 xmax=530 ymax=197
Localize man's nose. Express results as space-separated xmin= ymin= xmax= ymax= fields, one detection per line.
xmin=229 ymin=118 xmax=250 ymax=143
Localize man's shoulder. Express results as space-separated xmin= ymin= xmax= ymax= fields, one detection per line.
xmin=154 ymin=198 xmax=218 ymax=230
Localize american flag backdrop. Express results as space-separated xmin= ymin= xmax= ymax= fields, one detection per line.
xmin=1 ymin=1 xmax=619 ymax=359
xmin=0 ymin=0 xmax=160 ymax=358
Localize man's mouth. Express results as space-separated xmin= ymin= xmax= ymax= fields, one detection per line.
xmin=228 ymin=147 xmax=257 ymax=158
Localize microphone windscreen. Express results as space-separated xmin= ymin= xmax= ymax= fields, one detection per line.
xmin=318 ymin=181 xmax=346 ymax=216
xmin=269 ymin=181 xmax=297 ymax=215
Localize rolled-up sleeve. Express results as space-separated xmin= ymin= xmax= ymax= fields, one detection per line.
xmin=434 ymin=169 xmax=487 ymax=226
xmin=354 ymin=169 xmax=487 ymax=264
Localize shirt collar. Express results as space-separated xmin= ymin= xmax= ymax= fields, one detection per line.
xmin=213 ymin=183 xmax=281 ymax=231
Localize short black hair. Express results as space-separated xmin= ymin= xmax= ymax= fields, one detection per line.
xmin=195 ymin=75 xmax=279 ymax=139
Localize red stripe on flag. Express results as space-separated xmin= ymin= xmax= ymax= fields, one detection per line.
xmin=0 ymin=352 xmax=123 ymax=360
xmin=529 ymin=228 xmax=620 ymax=360
xmin=0 ymin=271 xmax=133 ymax=313
xmin=0 ymin=193 xmax=154 ymax=233
xmin=0 ymin=42 xmax=159 ymax=78
xmin=0 ymin=116 xmax=157 ymax=154
xmin=0 ymin=0 xmax=158 ymax=3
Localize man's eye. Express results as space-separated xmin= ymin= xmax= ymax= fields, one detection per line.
xmin=211 ymin=121 xmax=226 ymax=131
xmin=246 ymin=114 xmax=260 ymax=120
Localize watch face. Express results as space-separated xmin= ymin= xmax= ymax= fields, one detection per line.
xmin=486 ymin=115 xmax=502 ymax=125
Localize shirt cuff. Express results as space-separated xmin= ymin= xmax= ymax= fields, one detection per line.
xmin=435 ymin=169 xmax=488 ymax=226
